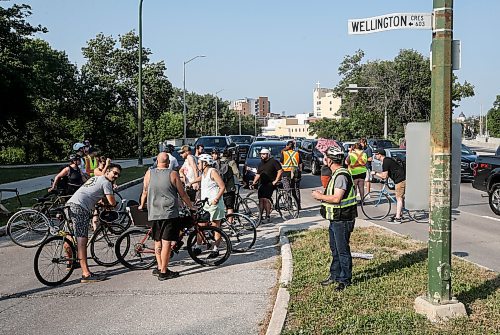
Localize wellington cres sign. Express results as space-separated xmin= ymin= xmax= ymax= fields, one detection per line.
xmin=348 ymin=13 xmax=432 ymax=35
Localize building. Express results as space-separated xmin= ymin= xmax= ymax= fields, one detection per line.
xmin=313 ymin=82 xmax=342 ymax=119
xmin=231 ymin=96 xmax=271 ymax=117
xmin=261 ymin=114 xmax=317 ymax=139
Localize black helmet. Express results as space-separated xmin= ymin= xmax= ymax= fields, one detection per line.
xmin=163 ymin=144 xmax=175 ymax=154
xmin=69 ymin=154 xmax=80 ymax=162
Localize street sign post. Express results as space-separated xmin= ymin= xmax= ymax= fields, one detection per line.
xmin=348 ymin=13 xmax=432 ymax=35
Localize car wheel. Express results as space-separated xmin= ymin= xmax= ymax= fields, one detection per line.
xmin=489 ymin=183 xmax=500 ymax=216
xmin=311 ymin=160 xmax=319 ymax=175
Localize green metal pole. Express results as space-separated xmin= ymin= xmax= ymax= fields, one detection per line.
xmin=428 ymin=0 xmax=453 ymax=304
xmin=137 ymin=0 xmax=144 ymax=165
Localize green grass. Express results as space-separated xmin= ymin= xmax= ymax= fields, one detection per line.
xmin=0 ymin=165 xmax=149 ymax=227
xmin=0 ymin=166 xmax=64 ymax=184
xmin=283 ymin=227 xmax=500 ymax=335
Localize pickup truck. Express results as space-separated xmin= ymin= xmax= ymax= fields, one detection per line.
xmin=472 ymin=155 xmax=500 ymax=215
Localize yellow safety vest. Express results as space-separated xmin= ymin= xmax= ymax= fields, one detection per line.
xmin=282 ymin=150 xmax=299 ymax=172
xmin=348 ymin=150 xmax=368 ymax=176
xmin=86 ymin=156 xmax=98 ymax=177
xmin=321 ymin=168 xmax=357 ymax=220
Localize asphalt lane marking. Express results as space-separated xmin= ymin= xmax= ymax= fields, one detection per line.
xmin=457 ymin=210 xmax=500 ymax=222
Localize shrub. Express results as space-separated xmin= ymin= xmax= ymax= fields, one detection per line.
xmin=0 ymin=147 xmax=25 ymax=165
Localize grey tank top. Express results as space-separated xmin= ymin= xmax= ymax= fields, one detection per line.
xmin=147 ymin=169 xmax=179 ymax=220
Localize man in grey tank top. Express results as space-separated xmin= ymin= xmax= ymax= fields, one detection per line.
xmin=138 ymin=152 xmax=195 ymax=281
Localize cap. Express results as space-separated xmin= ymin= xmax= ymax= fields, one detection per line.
xmin=286 ymin=140 xmax=294 ymax=146
xmin=375 ymin=148 xmax=386 ymax=155
xmin=177 ymin=145 xmax=191 ymax=153
xmin=260 ymin=148 xmax=271 ymax=154
xmin=73 ymin=143 xmax=85 ymax=151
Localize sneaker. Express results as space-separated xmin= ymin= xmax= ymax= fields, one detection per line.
xmin=158 ymin=269 xmax=180 ymax=281
xmin=192 ymin=247 xmax=202 ymax=256
xmin=388 ymin=216 xmax=402 ymax=224
xmin=320 ymin=276 xmax=336 ymax=286
xmin=207 ymin=250 xmax=219 ymax=259
xmin=81 ymin=272 xmax=106 ymax=283
xmin=335 ymin=282 xmax=349 ymax=292
xmin=152 ymin=268 xmax=160 ymax=277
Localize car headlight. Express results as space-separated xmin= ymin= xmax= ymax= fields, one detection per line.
xmin=246 ymin=166 xmax=257 ymax=173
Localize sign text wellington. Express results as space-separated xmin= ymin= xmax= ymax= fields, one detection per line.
xmin=348 ymin=13 xmax=432 ymax=35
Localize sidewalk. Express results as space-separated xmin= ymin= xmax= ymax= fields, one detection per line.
xmin=0 ymin=157 xmax=153 ymax=199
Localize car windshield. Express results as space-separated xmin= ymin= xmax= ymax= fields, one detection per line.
xmin=461 ymin=144 xmax=474 ymax=155
xmin=390 ymin=151 xmax=406 ymax=160
xmin=248 ymin=144 xmax=285 ymax=158
xmin=230 ymin=136 xmax=253 ymax=144
xmin=376 ymin=140 xmax=398 ymax=148
xmin=196 ymin=137 xmax=227 ymax=148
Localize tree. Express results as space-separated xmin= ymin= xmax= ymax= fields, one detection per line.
xmin=487 ymin=95 xmax=500 ymax=137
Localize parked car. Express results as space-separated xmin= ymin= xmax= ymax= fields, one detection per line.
xmin=298 ymin=139 xmax=324 ymax=175
xmin=472 ymin=154 xmax=500 ymax=215
xmin=229 ymin=135 xmax=254 ymax=163
xmin=243 ymin=141 xmax=286 ymax=186
xmin=254 ymin=136 xmax=267 ymax=142
xmin=368 ymin=139 xmax=398 ymax=151
xmin=193 ymin=136 xmax=238 ymax=161
xmin=461 ymin=144 xmax=477 ymax=181
xmin=342 ymin=141 xmax=357 ymax=153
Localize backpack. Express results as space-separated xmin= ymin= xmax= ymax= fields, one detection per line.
xmin=218 ymin=160 xmax=235 ymax=191
xmin=393 ymin=157 xmax=406 ymax=171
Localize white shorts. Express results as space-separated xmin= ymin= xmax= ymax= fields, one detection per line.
xmin=365 ymin=167 xmax=372 ymax=181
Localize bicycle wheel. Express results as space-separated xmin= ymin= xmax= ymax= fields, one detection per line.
xmin=407 ymin=209 xmax=429 ymax=224
xmin=34 ymin=236 xmax=76 ymax=286
xmin=115 ymin=228 xmax=157 ymax=270
xmin=236 ymin=197 xmax=262 ymax=227
xmin=187 ymin=226 xmax=231 ymax=266
xmin=222 ymin=213 xmax=257 ymax=252
xmin=361 ymin=191 xmax=392 ymax=220
xmin=7 ymin=209 xmax=51 ymax=248
xmin=277 ymin=193 xmax=299 ymax=221
xmin=90 ymin=223 xmax=125 ymax=267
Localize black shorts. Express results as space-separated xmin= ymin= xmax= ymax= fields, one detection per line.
xmin=258 ymin=182 xmax=275 ymax=200
xmin=186 ymin=187 xmax=197 ymax=202
xmin=352 ymin=172 xmax=366 ymax=180
xmin=223 ymin=191 xmax=236 ymax=210
xmin=152 ymin=218 xmax=180 ymax=242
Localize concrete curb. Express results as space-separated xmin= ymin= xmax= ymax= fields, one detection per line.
xmin=0 ymin=177 xmax=144 ymax=238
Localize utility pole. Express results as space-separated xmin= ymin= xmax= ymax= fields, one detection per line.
xmin=428 ymin=0 xmax=454 ymax=304
xmin=238 ymin=112 xmax=242 ymax=135
xmin=137 ymin=0 xmax=144 ymax=165
xmin=215 ymin=89 xmax=224 ymax=136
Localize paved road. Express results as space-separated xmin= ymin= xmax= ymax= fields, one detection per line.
xmin=0 ymin=158 xmax=154 ymax=200
xmin=1 ymin=171 xmax=498 ymax=334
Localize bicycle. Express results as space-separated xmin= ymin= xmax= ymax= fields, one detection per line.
xmin=115 ymin=200 xmax=232 ymax=270
xmin=7 ymin=190 xmax=127 ymax=248
xmin=33 ymin=207 xmax=126 ymax=286
xmin=360 ymin=179 xmax=429 ymax=223
xmin=215 ymin=212 xmax=257 ymax=253
xmin=233 ymin=184 xmax=262 ymax=227
xmin=249 ymin=181 xmax=299 ymax=221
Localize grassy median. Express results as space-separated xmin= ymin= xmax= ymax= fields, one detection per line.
xmin=0 ymin=166 xmax=64 ymax=184
xmin=283 ymin=227 xmax=500 ymax=335
xmin=0 ymin=165 xmax=149 ymax=227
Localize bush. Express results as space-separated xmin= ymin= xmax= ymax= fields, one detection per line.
xmin=0 ymin=147 xmax=25 ymax=165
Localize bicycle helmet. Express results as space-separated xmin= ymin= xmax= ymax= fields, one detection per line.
xmin=69 ymin=154 xmax=80 ymax=161
xmin=198 ymin=154 xmax=214 ymax=166
xmin=73 ymin=142 xmax=85 ymax=151
xmin=325 ymin=142 xmax=345 ymax=163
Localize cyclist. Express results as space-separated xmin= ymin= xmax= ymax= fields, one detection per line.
xmin=178 ymin=145 xmax=199 ymax=201
xmin=163 ymin=144 xmax=179 ymax=170
xmin=211 ymin=148 xmax=241 ymax=220
xmin=371 ymin=148 xmax=406 ymax=224
xmin=93 ymin=156 xmax=111 ymax=177
xmin=280 ymin=140 xmax=302 ymax=210
xmin=346 ymin=142 xmax=368 ymax=201
xmin=65 ymin=163 xmax=122 ymax=283
xmin=138 ymin=152 xmax=194 ymax=281
xmin=85 ymin=147 xmax=99 ymax=177
xmin=251 ymin=148 xmax=283 ymax=223
xmin=312 ymin=143 xmax=357 ymax=291
xmin=359 ymin=138 xmax=373 ymax=195
xmin=190 ymin=154 xmax=226 ymax=258
xmin=194 ymin=144 xmax=205 ymax=163
xmin=73 ymin=142 xmax=88 ymax=177
xmin=48 ymin=154 xmax=85 ymax=195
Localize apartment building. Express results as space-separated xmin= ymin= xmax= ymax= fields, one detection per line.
xmin=313 ymin=82 xmax=342 ymax=119
xmin=231 ymin=96 xmax=271 ymax=117
xmin=261 ymin=114 xmax=317 ymax=139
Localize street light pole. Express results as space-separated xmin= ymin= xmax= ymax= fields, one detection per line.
xmin=215 ymin=89 xmax=224 ymax=136
xmin=238 ymin=112 xmax=242 ymax=135
xmin=183 ymin=55 xmax=206 ymax=144
xmin=137 ymin=0 xmax=144 ymax=165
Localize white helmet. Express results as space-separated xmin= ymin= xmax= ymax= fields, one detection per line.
xmin=325 ymin=142 xmax=345 ymax=163
xmin=198 ymin=154 xmax=214 ymax=166
xmin=73 ymin=142 xmax=85 ymax=151
xmin=259 ymin=148 xmax=271 ymax=154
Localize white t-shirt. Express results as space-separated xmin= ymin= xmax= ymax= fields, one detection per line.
xmin=167 ymin=153 xmax=179 ymax=170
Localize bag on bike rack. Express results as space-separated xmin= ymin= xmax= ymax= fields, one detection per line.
xmin=128 ymin=205 xmax=153 ymax=227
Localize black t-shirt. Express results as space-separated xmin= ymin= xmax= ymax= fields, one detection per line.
xmin=382 ymin=157 xmax=405 ymax=184
xmin=257 ymin=158 xmax=282 ymax=184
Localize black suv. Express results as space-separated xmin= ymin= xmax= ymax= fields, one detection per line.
xmin=194 ymin=136 xmax=238 ymax=160
xmin=228 ymin=135 xmax=254 ymax=163
xmin=298 ymin=139 xmax=323 ymax=175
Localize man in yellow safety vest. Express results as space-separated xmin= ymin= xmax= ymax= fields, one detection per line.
xmin=312 ymin=142 xmax=357 ymax=291
xmin=280 ymin=140 xmax=302 ymax=210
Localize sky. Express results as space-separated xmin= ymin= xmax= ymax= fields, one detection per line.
xmin=7 ymin=0 xmax=500 ymax=117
